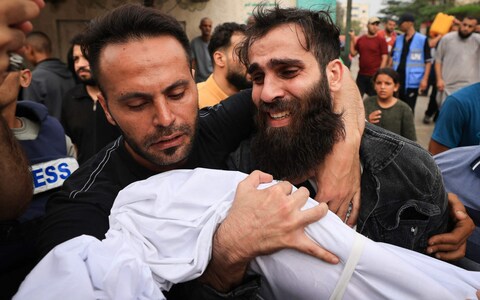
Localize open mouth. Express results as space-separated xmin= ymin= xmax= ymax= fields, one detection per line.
xmin=269 ymin=111 xmax=291 ymax=120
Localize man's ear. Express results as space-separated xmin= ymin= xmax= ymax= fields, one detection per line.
xmin=98 ymin=93 xmax=117 ymax=126
xmin=19 ymin=69 xmax=32 ymax=88
xmin=213 ymin=50 xmax=226 ymax=68
xmin=326 ymin=59 xmax=344 ymax=92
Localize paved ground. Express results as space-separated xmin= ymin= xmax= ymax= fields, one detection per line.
xmin=413 ymin=95 xmax=435 ymax=150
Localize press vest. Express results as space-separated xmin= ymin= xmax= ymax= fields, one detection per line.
xmin=392 ymin=33 xmax=426 ymax=90
xmin=16 ymin=101 xmax=78 ymax=222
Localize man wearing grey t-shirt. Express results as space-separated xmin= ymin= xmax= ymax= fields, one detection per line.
xmin=435 ymin=16 xmax=480 ymax=107
xmin=191 ymin=17 xmax=213 ymax=83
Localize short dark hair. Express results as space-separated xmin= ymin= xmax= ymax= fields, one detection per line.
xmin=373 ymin=68 xmax=400 ymax=84
xmin=70 ymin=33 xmax=85 ymax=47
xmin=464 ymin=15 xmax=479 ymax=24
xmin=238 ymin=5 xmax=340 ymax=70
xmin=208 ymin=22 xmax=246 ymax=59
xmin=81 ymin=3 xmax=191 ymax=91
xmin=26 ymin=31 xmax=52 ymax=54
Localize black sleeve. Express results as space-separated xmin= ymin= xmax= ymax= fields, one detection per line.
xmin=424 ymin=39 xmax=432 ymax=61
xmin=195 ymin=89 xmax=256 ymax=168
xmin=166 ymin=275 xmax=261 ymax=300
xmin=60 ymin=92 xmax=73 ymax=140
xmin=35 ymin=161 xmax=118 ymax=259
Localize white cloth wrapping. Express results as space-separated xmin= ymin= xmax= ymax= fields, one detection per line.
xmin=15 ymin=168 xmax=480 ymax=299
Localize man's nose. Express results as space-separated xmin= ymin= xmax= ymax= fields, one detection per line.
xmin=260 ymin=76 xmax=285 ymax=103
xmin=152 ymin=99 xmax=175 ymax=127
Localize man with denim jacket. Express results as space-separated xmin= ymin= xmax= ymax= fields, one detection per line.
xmin=229 ymin=5 xmax=472 ymax=257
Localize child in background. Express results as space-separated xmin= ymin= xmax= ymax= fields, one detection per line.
xmin=364 ymin=68 xmax=417 ymax=141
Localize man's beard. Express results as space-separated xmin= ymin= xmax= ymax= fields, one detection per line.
xmin=458 ymin=30 xmax=473 ymax=39
xmin=76 ymin=67 xmax=97 ymax=86
xmin=119 ymin=116 xmax=198 ymax=168
xmin=226 ymin=69 xmax=252 ymax=91
xmin=251 ymin=76 xmax=345 ymax=181
xmin=80 ymin=77 xmax=97 ymax=86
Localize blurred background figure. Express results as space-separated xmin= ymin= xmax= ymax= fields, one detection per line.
xmin=435 ymin=16 xmax=480 ymax=108
xmin=390 ymin=13 xmax=431 ymax=114
xmin=21 ymin=31 xmax=75 ymax=119
xmin=191 ymin=17 xmax=213 ymax=83
xmin=197 ymin=22 xmax=251 ymax=108
xmin=61 ymin=33 xmax=120 ymax=165
xmin=377 ymin=17 xmax=397 ymax=54
xmin=364 ymin=68 xmax=416 ymax=141
xmin=429 ymin=82 xmax=480 ymax=155
xmin=349 ymin=16 xmax=388 ymax=97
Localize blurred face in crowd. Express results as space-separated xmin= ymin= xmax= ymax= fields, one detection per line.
xmin=97 ymin=36 xmax=198 ymax=172
xmin=374 ymin=74 xmax=398 ymax=102
xmin=226 ymin=32 xmax=251 ymax=91
xmin=367 ymin=21 xmax=380 ymax=35
xmin=385 ymin=20 xmax=396 ymax=34
xmin=458 ymin=18 xmax=478 ymax=39
xmin=247 ymin=23 xmax=343 ymax=180
xmin=0 ymin=70 xmax=31 ymax=109
xmin=199 ymin=18 xmax=213 ymax=38
xmin=72 ymin=45 xmax=95 ymax=86
xmin=399 ymin=21 xmax=412 ymax=33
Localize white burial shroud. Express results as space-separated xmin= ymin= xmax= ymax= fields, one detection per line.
xmin=15 ymin=168 xmax=480 ymax=299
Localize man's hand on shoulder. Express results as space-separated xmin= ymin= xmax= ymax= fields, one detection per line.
xmin=427 ymin=193 xmax=475 ymax=261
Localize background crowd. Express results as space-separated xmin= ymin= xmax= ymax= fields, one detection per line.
xmin=0 ymin=0 xmax=479 ymax=299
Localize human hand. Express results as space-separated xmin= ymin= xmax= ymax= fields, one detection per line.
xmin=0 ymin=0 xmax=44 ymax=79
xmin=201 ymin=170 xmax=338 ymax=291
xmin=419 ymin=78 xmax=428 ymax=93
xmin=436 ymin=78 xmax=445 ymax=92
xmin=368 ymin=110 xmax=382 ymax=124
xmin=314 ymin=63 xmax=363 ymax=227
xmin=427 ymin=193 xmax=475 ymax=261
xmin=348 ymin=30 xmax=355 ymax=39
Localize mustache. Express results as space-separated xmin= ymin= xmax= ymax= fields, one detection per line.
xmin=258 ymin=98 xmax=299 ymax=113
xmin=76 ymin=67 xmax=91 ymax=73
xmin=144 ymin=124 xmax=192 ymax=147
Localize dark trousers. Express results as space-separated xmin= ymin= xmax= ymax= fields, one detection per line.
xmin=399 ymin=88 xmax=419 ymax=113
xmin=356 ymin=74 xmax=376 ymax=98
xmin=425 ymin=67 xmax=438 ymax=118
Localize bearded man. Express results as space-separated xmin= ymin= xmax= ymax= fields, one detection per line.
xmin=435 ymin=16 xmax=480 ymax=107
xmin=348 ymin=16 xmax=388 ymax=97
xmin=197 ymin=22 xmax=252 ymax=108
xmin=229 ymin=5 xmax=474 ymax=260
xmin=61 ymin=33 xmax=120 ymax=165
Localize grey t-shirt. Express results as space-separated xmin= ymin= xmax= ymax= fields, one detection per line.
xmin=364 ymin=96 xmax=417 ymax=141
xmin=435 ymin=31 xmax=480 ymax=95
xmin=190 ymin=36 xmax=213 ymax=83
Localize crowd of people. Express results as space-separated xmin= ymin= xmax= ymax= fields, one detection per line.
xmin=0 ymin=1 xmax=479 ymax=299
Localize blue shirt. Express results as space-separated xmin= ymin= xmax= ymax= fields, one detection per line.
xmin=432 ymin=82 xmax=480 ymax=148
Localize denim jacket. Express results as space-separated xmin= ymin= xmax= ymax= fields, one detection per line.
xmin=227 ymin=122 xmax=449 ymax=254
xmin=358 ymin=123 xmax=449 ymax=252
